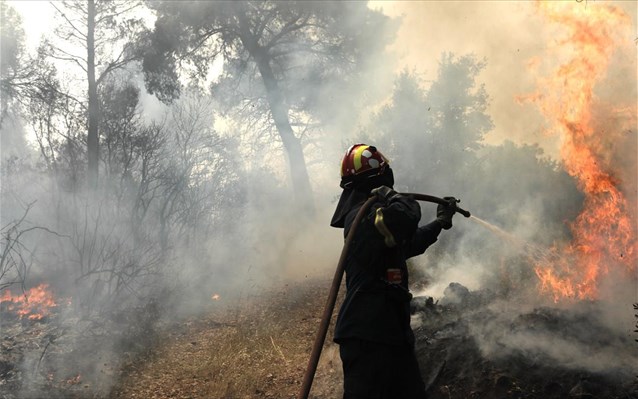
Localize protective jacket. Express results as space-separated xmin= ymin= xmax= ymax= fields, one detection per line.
xmin=332 ymin=192 xmax=441 ymax=346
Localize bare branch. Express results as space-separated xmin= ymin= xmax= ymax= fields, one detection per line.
xmin=254 ymin=7 xmax=278 ymax=39
xmin=180 ymin=28 xmax=224 ymax=60
xmin=50 ymin=2 xmax=88 ymax=41
xmin=47 ymin=53 xmax=88 ymax=74
xmin=0 ymin=202 xmax=66 ymax=292
xmin=49 ymin=44 xmax=87 ymax=64
xmin=95 ymin=2 xmax=141 ymax=25
xmin=264 ymin=13 xmax=310 ymax=50
xmin=96 ymin=49 xmax=135 ymax=86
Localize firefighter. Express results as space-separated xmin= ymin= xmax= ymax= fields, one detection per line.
xmin=330 ymin=144 xmax=456 ymax=399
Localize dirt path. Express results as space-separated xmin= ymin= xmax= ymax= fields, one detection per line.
xmin=112 ymin=279 xmax=343 ymax=399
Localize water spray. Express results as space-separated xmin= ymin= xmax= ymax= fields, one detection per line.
xmin=298 ymin=193 xmax=470 ymax=399
xmin=468 ymin=215 xmax=570 ymax=276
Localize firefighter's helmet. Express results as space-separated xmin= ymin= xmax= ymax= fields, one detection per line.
xmin=340 ymin=144 xmax=390 ymax=188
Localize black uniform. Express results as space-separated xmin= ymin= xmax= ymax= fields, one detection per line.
xmin=331 ymin=188 xmax=441 ymax=399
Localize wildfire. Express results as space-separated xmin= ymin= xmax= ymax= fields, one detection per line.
xmin=0 ymin=284 xmax=57 ymax=320
xmin=522 ymin=1 xmax=637 ymax=302
xmin=211 ymin=293 xmax=221 ymax=301
xmin=65 ymin=374 xmax=82 ymax=385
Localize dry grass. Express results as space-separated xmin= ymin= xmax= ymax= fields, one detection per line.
xmin=112 ymin=279 xmax=343 ymax=399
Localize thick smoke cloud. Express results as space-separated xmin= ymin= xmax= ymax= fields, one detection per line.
xmin=362 ymin=1 xmax=637 ymax=378
xmin=369 ymin=1 xmax=637 ymax=156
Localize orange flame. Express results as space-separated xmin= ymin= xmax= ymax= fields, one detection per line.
xmin=66 ymin=374 xmax=82 ymax=385
xmin=524 ymin=1 xmax=636 ymax=302
xmin=0 ymin=284 xmax=57 ymax=320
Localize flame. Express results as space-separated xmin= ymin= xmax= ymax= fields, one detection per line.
xmin=522 ymin=1 xmax=637 ymax=302
xmin=66 ymin=374 xmax=82 ymax=385
xmin=0 ymin=284 xmax=57 ymax=320
xmin=211 ymin=293 xmax=220 ymax=301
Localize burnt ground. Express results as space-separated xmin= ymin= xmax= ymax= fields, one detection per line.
xmin=2 ymin=278 xmax=637 ymax=398
xmin=411 ymin=285 xmax=638 ymax=399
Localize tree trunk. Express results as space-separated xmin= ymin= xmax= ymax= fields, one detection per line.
xmin=251 ymin=47 xmax=315 ymax=214
xmin=237 ymin=14 xmax=315 ymax=214
xmin=87 ymin=0 xmax=99 ymax=189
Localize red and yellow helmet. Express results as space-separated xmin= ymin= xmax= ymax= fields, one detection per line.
xmin=340 ymin=144 xmax=390 ymax=188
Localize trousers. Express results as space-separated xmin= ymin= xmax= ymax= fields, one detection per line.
xmin=339 ymin=338 xmax=428 ymax=399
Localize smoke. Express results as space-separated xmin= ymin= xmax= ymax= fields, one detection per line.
xmin=302 ymin=0 xmax=637 ymax=379
xmin=380 ymin=1 xmax=635 ymax=144
xmin=468 ymin=300 xmax=638 ymax=377
xmin=1 ymin=0 xmax=637 ymax=396
xmin=361 ymin=0 xmax=637 ymax=378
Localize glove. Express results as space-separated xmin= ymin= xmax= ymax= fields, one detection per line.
xmin=436 ymin=196 xmax=457 ymax=230
xmin=371 ymin=185 xmax=399 ymax=204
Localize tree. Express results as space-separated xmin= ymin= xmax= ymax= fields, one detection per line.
xmin=98 ymin=78 xmax=142 ymax=180
xmin=28 ymin=78 xmax=86 ymax=188
xmin=46 ymin=0 xmax=144 ymax=188
xmin=366 ymin=70 xmax=433 ymax=191
xmin=0 ymin=2 xmax=26 ymax=128
xmin=153 ymin=93 xmax=242 ymax=250
xmin=427 ymin=53 xmax=492 ymax=176
xmin=367 ymin=54 xmax=493 ymax=195
xmin=0 ymin=3 xmax=58 ymax=130
xmin=141 ymin=1 xmax=393 ymax=212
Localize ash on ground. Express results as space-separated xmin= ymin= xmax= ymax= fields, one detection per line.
xmin=411 ymin=283 xmax=638 ymax=399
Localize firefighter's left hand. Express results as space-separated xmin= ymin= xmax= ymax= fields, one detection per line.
xmin=436 ymin=196 xmax=457 ymax=230
xmin=371 ymin=185 xmax=399 ymax=204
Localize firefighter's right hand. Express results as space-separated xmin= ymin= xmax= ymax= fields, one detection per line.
xmin=371 ymin=185 xmax=399 ymax=204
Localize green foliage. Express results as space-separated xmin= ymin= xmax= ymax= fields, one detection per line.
xmin=427 ymin=53 xmax=492 ymax=165
xmin=141 ymin=1 xmax=396 ymax=208
xmin=141 ymin=0 xmax=395 ymax=126
xmin=368 ymin=54 xmax=492 ymax=194
xmin=99 ymin=79 xmax=147 ymax=181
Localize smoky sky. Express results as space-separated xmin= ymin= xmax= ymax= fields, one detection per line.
xmin=370 ymin=1 xmax=637 ymax=158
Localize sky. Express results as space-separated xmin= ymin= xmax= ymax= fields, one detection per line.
xmin=7 ymin=1 xmax=55 ymax=48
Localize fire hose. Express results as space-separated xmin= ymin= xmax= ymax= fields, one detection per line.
xmin=298 ymin=193 xmax=470 ymax=399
